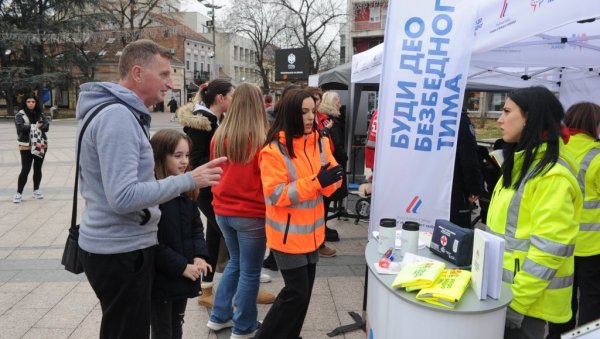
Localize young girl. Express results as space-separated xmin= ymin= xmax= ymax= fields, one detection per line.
xmin=255 ymin=88 xmax=343 ymax=339
xmin=149 ymin=129 xmax=212 ymax=339
xmin=13 ymin=94 xmax=50 ymax=203
xmin=207 ymin=83 xmax=269 ymax=338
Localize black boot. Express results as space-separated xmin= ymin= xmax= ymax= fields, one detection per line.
xmin=262 ymin=252 xmax=278 ymax=271
xmin=325 ymin=226 xmax=340 ymax=242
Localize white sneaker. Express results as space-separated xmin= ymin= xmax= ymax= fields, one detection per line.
xmin=32 ymin=190 xmax=44 ymax=199
xmin=207 ymin=319 xmax=233 ymax=331
xmin=13 ymin=193 xmax=22 ymax=203
xmin=260 ymin=273 xmax=271 ymax=283
xmin=230 ymin=330 xmax=258 ymax=339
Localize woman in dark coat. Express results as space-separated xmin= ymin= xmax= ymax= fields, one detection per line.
xmin=13 ymin=94 xmax=50 ymax=203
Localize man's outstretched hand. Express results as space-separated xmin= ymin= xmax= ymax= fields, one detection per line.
xmin=190 ymin=157 xmax=227 ymax=188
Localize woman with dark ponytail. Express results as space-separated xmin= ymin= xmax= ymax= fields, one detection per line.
xmin=13 ymin=94 xmax=49 ymax=203
xmin=486 ymin=86 xmax=582 ymax=339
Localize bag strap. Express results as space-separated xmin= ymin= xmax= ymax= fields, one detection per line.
xmin=70 ymin=101 xmax=147 ymax=230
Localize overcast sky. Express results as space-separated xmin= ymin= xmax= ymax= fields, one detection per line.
xmin=180 ymin=0 xmax=233 ymax=21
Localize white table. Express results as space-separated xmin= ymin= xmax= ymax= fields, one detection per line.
xmin=365 ymin=240 xmax=513 ymax=339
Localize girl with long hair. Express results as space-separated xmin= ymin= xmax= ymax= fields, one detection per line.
xmin=486 ymin=87 xmax=582 ymax=339
xmin=13 ymin=94 xmax=50 ymax=203
xmin=149 ymin=129 xmax=211 ymax=339
xmin=206 ymin=83 xmax=270 ymax=338
xmin=255 ymin=88 xmax=343 ymax=339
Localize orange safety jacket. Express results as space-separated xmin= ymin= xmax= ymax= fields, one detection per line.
xmin=259 ymin=131 xmax=341 ymax=254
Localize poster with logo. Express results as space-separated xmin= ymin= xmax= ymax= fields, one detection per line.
xmin=369 ymin=0 xmax=477 ymax=238
xmin=275 ymin=47 xmax=310 ymax=81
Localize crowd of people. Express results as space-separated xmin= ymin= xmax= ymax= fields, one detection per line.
xmin=12 ymin=38 xmax=599 ymax=339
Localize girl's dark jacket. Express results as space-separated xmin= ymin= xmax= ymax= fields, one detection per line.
xmin=152 ymin=194 xmax=209 ymax=302
xmin=15 ymin=109 xmax=50 ymax=147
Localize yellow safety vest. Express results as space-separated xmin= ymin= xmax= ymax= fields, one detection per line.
xmin=487 ymin=142 xmax=582 ymax=323
xmin=565 ymin=133 xmax=600 ymax=256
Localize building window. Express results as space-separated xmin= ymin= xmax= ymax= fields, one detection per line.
xmin=369 ymin=5 xmax=380 ymax=22
xmin=186 ymin=60 xmax=190 ymax=70
xmin=488 ymin=92 xmax=507 ymax=112
xmin=194 ymin=62 xmax=197 ymax=72
xmin=234 ymin=46 xmax=238 ymax=60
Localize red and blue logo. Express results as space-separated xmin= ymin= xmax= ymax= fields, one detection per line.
xmin=499 ymin=0 xmax=508 ymax=18
xmin=406 ymin=195 xmax=423 ymax=214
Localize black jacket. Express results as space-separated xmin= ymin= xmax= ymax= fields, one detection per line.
xmin=152 ymin=194 xmax=209 ymax=302
xmin=15 ymin=109 xmax=49 ymax=147
xmin=319 ymin=104 xmax=348 ymax=165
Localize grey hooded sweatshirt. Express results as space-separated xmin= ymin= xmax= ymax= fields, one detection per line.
xmin=76 ymin=82 xmax=196 ymax=254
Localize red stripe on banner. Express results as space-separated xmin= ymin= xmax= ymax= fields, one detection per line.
xmin=406 ymin=195 xmax=420 ymax=213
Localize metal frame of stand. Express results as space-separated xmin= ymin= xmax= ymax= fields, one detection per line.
xmin=327 ymin=265 xmax=369 ymax=337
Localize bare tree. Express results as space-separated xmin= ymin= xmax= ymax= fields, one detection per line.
xmin=225 ymin=0 xmax=287 ymax=92
xmin=99 ymin=0 xmax=180 ymax=45
xmin=269 ymin=0 xmax=345 ymax=73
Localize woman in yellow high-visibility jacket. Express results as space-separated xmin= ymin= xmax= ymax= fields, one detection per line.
xmin=255 ymin=88 xmax=343 ymax=339
xmin=547 ymin=102 xmax=600 ymax=339
xmin=486 ymin=86 xmax=582 ymax=339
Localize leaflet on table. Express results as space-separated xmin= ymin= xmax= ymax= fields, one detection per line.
xmin=373 ymin=261 xmax=402 ymax=275
xmin=390 ymin=260 xmax=445 ymax=291
xmin=471 ymin=229 xmax=505 ymax=300
xmin=373 ymin=252 xmax=440 ymax=275
xmin=371 ymin=230 xmax=432 ymax=249
xmin=416 ymin=269 xmax=472 ymax=309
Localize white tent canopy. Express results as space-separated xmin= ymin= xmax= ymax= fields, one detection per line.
xmin=345 ymin=3 xmax=600 ymax=178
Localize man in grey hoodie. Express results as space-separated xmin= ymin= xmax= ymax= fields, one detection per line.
xmin=75 ymin=39 xmax=226 ymax=339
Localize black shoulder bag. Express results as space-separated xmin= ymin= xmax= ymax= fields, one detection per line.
xmin=61 ymin=101 xmax=147 ymax=274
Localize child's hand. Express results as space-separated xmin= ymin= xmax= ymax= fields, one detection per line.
xmin=193 ymin=257 xmax=212 ymax=276
xmin=182 ymin=264 xmax=202 ymax=281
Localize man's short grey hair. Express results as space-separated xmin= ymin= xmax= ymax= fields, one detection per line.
xmin=118 ymin=39 xmax=172 ymax=80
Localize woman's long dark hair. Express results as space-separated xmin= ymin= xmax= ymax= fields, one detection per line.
xmin=501 ymin=86 xmax=564 ymax=189
xmin=265 ymin=88 xmax=316 ymax=158
xmin=20 ymin=94 xmax=42 ymax=120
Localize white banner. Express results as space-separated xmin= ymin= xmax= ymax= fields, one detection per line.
xmin=370 ymin=0 xmax=478 ymax=235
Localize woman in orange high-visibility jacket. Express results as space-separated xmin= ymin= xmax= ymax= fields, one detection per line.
xmin=255 ymin=88 xmax=343 ymax=339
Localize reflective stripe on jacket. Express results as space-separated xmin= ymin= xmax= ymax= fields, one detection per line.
xmin=486 ymin=142 xmax=582 ymax=323
xmin=259 ymin=131 xmax=341 ymax=254
xmin=566 ymin=133 xmax=600 ymax=256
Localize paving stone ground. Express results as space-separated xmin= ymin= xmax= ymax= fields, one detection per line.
xmin=0 ymin=113 xmax=369 ymax=339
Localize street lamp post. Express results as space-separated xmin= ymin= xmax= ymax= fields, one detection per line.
xmin=198 ymin=0 xmax=221 ymax=80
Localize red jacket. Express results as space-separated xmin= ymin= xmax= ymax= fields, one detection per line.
xmin=365 ymin=110 xmax=378 ymax=169
xmin=316 ymin=110 xmax=335 ymax=153
xmin=210 ymin=139 xmax=265 ymax=219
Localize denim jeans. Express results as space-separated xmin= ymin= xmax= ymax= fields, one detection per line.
xmin=210 ymin=215 xmax=265 ymax=335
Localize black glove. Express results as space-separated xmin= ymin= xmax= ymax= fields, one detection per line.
xmin=317 ymin=162 xmax=343 ymax=188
